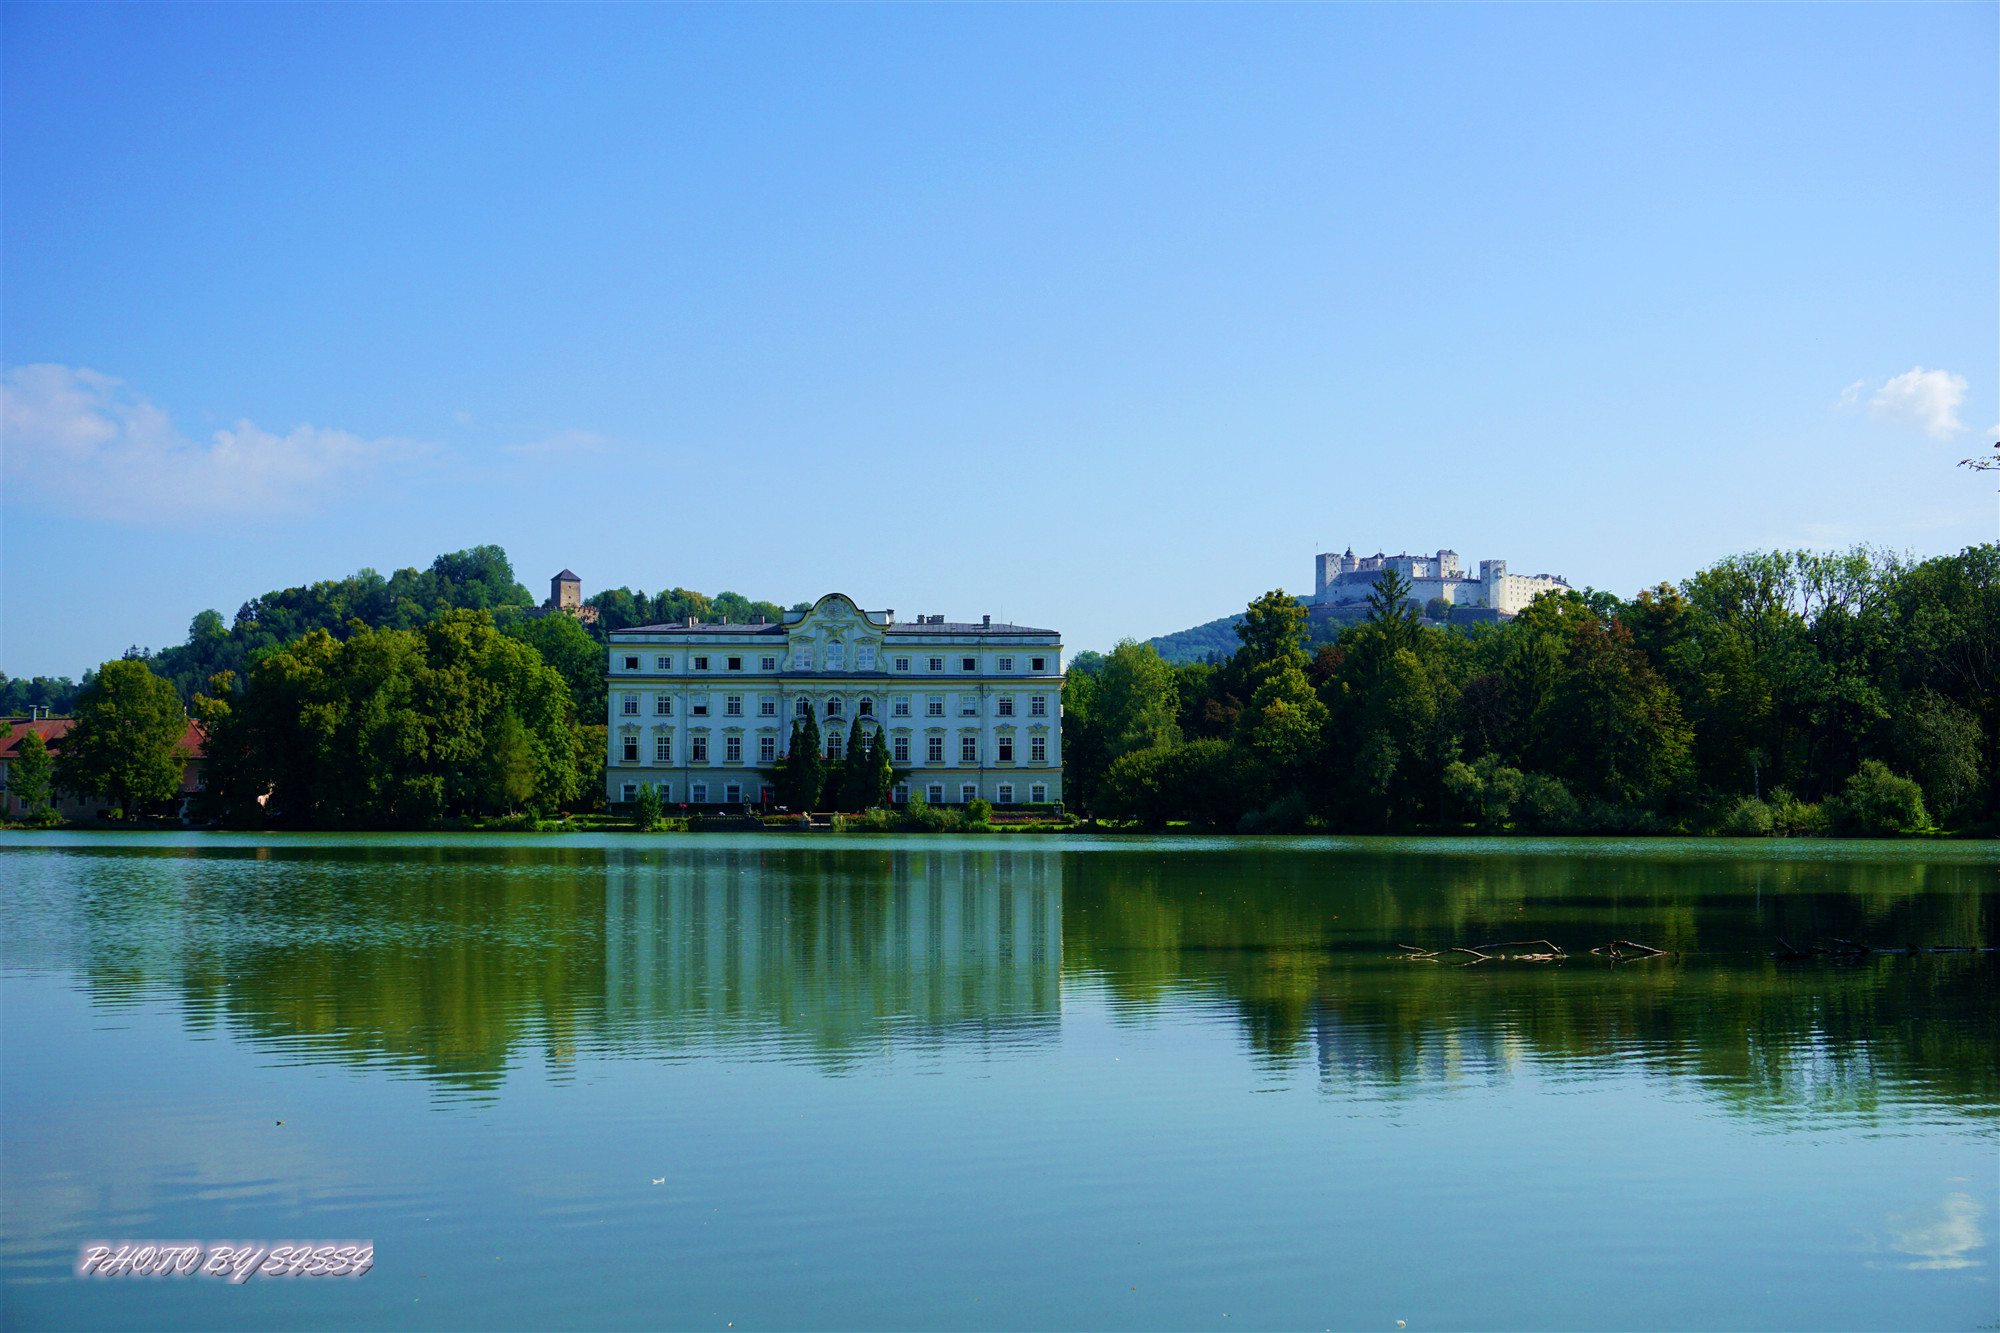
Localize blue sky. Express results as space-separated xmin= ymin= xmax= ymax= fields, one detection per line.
xmin=2 ymin=3 xmax=1993 ymax=677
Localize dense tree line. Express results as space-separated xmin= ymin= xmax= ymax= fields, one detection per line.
xmin=1065 ymin=544 xmax=1999 ymax=837
xmin=584 ymin=587 xmax=800 ymax=633
xmin=140 ymin=545 xmax=538 ymax=700
xmin=0 ymin=673 xmax=86 ymax=715
xmin=192 ymin=611 xmax=588 ymax=827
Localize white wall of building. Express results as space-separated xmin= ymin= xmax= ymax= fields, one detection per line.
xmin=605 ymin=594 xmax=1063 ymax=808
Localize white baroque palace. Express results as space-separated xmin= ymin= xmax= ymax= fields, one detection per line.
xmin=605 ymin=594 xmax=1064 ymax=809
xmin=1312 ymin=548 xmax=1572 ymax=617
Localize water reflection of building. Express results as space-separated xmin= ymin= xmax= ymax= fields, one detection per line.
xmin=603 ymin=848 xmax=1063 ymax=1059
xmin=1313 ymin=1000 xmax=1518 ymax=1092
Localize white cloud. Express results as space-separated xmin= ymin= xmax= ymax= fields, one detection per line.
xmin=1868 ymin=366 xmax=1969 ymax=438
xmin=1834 ymin=379 xmax=1865 ymax=409
xmin=0 ymin=364 xmax=431 ymax=522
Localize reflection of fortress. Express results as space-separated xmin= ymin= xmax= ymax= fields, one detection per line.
xmin=603 ymin=848 xmax=1062 ymax=1057
xmin=1312 ymin=548 xmax=1572 ymax=618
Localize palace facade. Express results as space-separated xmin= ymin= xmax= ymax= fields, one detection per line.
xmin=605 ymin=593 xmax=1063 ymax=809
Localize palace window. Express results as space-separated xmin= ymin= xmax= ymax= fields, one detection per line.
xmin=761 ymin=656 xmax=777 ymax=671
xmin=725 ymin=782 xmax=741 ymax=802
xmin=926 ymin=736 xmax=944 ymax=764
xmin=893 ymin=736 xmax=910 ymax=764
xmin=725 ymin=695 xmax=742 ymax=717
xmin=623 ymin=656 xmax=640 ymax=671
xmin=827 ymin=734 xmax=843 ymax=761
xmin=960 ymin=696 xmax=979 ymax=716
xmin=928 ymin=657 xmax=944 ymax=672
xmin=622 ymin=694 xmax=639 ymax=716
xmin=926 ymin=697 xmax=944 ymax=717
xmin=1031 ymin=735 xmax=1047 ymax=762
xmin=727 ymin=656 xmax=742 ymax=671
xmin=927 ymin=783 xmax=945 ymax=804
xmin=655 ymin=696 xmax=672 ymax=716
xmin=894 ymin=657 xmax=910 ymax=672
xmin=1030 ymin=657 xmax=1046 ymax=672
xmin=961 ymin=657 xmax=977 ymax=672
xmin=1030 ymin=783 xmax=1046 ymax=803
xmin=997 ymin=696 xmax=1014 ymax=716
xmin=826 ymin=698 xmax=843 ymax=716
xmin=998 ymin=656 xmax=1014 ymax=672
xmin=893 ymin=783 xmax=909 ymax=803
xmin=656 ymin=655 xmax=672 ymax=671
xmin=692 ymin=782 xmax=707 ymax=803
xmin=622 ymin=783 xmax=637 ymax=803
xmin=796 ymin=698 xmax=811 ymax=716
xmin=759 ymin=697 xmax=776 ymax=716
xmin=893 ymin=697 xmax=910 ymax=718
xmin=1030 ymin=695 xmax=1047 ymax=717
xmin=960 ymin=783 xmax=978 ymax=804
xmin=997 ymin=784 xmax=1014 ymax=805
xmin=960 ymin=736 xmax=978 ymax=763
xmin=622 ymin=737 xmax=639 ymax=762
xmin=655 ymin=735 xmax=671 ymax=763
xmin=997 ymin=737 xmax=1014 ymax=762
xmin=691 ymin=736 xmax=708 ymax=761
xmin=759 ymin=736 xmax=776 ymax=762
xmin=858 ymin=698 xmax=873 ymax=717
xmin=693 ymin=656 xmax=709 ymax=671
xmin=726 ymin=736 xmax=743 ymax=763
xmin=691 ymin=698 xmax=708 ymax=716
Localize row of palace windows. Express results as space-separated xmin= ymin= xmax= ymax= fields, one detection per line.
xmin=617 ymin=780 xmax=1050 ymax=806
xmin=615 ymin=652 xmax=1053 ymax=674
xmin=618 ymin=732 xmax=1049 ymax=766
xmin=620 ymin=693 xmax=1050 ymax=719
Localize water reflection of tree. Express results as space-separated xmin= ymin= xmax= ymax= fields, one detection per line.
xmin=60 ymin=842 xmax=1997 ymax=1117
xmin=1060 ymin=849 xmax=1997 ymax=1116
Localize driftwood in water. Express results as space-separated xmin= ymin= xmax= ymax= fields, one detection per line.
xmin=1590 ymin=938 xmax=1673 ymax=960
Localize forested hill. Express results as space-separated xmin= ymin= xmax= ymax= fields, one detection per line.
xmin=1145 ymin=613 xmax=1245 ymax=664
xmin=131 ymin=546 xmax=791 ymax=701
xmin=1147 ymin=597 xmax=1366 ymax=664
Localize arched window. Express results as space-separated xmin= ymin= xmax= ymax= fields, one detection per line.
xmin=826 ymin=697 xmax=843 ymax=717
xmin=795 ymin=698 xmax=810 ymax=716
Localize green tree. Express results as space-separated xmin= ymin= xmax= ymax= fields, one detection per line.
xmin=483 ymin=708 xmax=538 ymax=813
xmin=1830 ymin=760 xmax=1929 ymax=836
xmin=1235 ymin=589 xmax=1311 ymax=679
xmin=1061 ymin=666 xmax=1108 ymax=810
xmin=9 ymin=728 xmax=53 ymax=816
xmin=836 ymin=715 xmax=876 ymax=810
xmin=56 ymin=659 xmax=189 ymax=817
xmin=633 ymin=781 xmax=664 ymax=830
xmin=779 ymin=712 xmax=825 ymax=810
xmin=504 ymin=612 xmax=607 ymax=720
xmin=1095 ymin=640 xmax=1182 ymax=760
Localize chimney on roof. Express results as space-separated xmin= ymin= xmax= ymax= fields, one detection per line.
xmin=885 ymin=609 xmax=895 ymax=623
xmin=720 ymin=616 xmax=729 ymax=625
xmin=982 ymin=615 xmax=991 ymax=627
xmin=685 ymin=616 xmax=696 ymax=628
xmin=751 ymin=614 xmax=766 ymax=624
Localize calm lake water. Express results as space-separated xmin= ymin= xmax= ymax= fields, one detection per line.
xmin=2 ymin=833 xmax=1995 ymax=1332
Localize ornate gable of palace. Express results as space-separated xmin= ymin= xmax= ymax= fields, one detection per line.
xmin=786 ymin=594 xmax=885 ymax=673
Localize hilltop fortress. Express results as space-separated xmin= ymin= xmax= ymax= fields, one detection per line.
xmin=1312 ymin=548 xmax=1572 ymax=618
